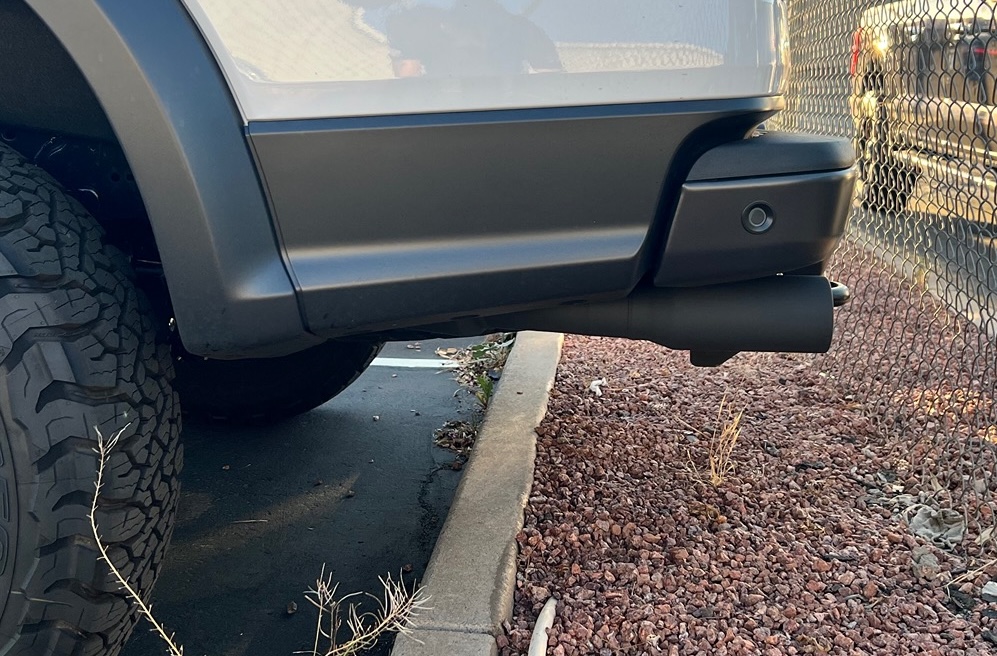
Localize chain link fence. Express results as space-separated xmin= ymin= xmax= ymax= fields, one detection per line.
xmin=774 ymin=0 xmax=997 ymax=551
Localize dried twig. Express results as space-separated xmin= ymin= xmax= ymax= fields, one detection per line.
xmin=948 ymin=557 xmax=997 ymax=592
xmin=91 ymin=425 xmax=185 ymax=656
xmin=93 ymin=426 xmax=429 ymax=656
xmin=300 ymin=566 xmax=431 ymax=656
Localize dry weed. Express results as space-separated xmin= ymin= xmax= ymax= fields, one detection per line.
xmin=91 ymin=426 xmax=428 ymax=656
xmin=680 ymin=393 xmax=745 ymax=487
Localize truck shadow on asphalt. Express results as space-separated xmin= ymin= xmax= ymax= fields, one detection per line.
xmin=121 ymin=361 xmax=473 ymax=656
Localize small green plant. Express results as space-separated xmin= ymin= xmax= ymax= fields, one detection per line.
xmin=473 ymin=373 xmax=495 ymax=408
xmin=437 ymin=333 xmax=515 ymax=409
xmin=90 ymin=426 xmax=428 ymax=656
xmin=680 ymin=393 xmax=745 ymax=487
xmin=432 ymin=334 xmax=515 ymax=460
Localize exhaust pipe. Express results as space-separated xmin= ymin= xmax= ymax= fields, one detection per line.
xmin=480 ymin=276 xmax=835 ymax=366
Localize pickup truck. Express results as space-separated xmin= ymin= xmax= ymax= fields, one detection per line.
xmin=0 ymin=1 xmax=854 ymax=654
xmin=851 ymin=0 xmax=996 ymax=218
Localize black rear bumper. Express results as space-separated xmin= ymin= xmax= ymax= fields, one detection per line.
xmin=251 ymin=98 xmax=787 ymax=341
xmin=655 ymin=132 xmax=856 ymax=287
xmin=222 ymin=97 xmax=858 ymax=360
xmin=394 ymin=128 xmax=857 ymax=365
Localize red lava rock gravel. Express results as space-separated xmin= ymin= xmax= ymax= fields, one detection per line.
xmin=500 ymin=330 xmax=997 ymax=656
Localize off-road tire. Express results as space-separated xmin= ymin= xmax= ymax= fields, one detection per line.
xmin=174 ymin=340 xmax=384 ymax=424
xmin=0 ymin=142 xmax=182 ymax=655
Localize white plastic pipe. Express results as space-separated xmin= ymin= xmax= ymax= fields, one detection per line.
xmin=528 ymin=597 xmax=558 ymax=656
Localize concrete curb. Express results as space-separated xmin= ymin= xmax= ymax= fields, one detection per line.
xmin=391 ymin=331 xmax=564 ymax=656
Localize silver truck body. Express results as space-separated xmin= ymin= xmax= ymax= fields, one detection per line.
xmin=184 ymin=0 xmax=788 ymax=120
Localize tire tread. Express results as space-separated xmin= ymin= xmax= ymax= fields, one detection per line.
xmin=0 ymin=142 xmax=181 ymax=656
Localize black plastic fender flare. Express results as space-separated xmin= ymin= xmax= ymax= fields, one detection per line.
xmin=25 ymin=0 xmax=317 ymax=358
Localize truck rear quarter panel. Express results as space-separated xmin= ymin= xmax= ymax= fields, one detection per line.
xmin=17 ymin=0 xmax=793 ymax=353
xmin=181 ymin=0 xmax=791 ymax=337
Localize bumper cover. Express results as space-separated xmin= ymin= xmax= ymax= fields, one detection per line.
xmin=655 ymin=132 xmax=856 ymax=287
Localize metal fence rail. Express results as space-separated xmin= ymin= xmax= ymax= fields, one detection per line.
xmin=775 ymin=0 xmax=997 ymax=550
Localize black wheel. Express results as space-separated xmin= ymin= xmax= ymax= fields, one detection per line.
xmin=174 ymin=340 xmax=384 ymax=424
xmin=0 ymin=143 xmax=182 ymax=654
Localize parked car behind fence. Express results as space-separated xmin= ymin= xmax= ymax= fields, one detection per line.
xmin=777 ymin=0 xmax=997 ymax=556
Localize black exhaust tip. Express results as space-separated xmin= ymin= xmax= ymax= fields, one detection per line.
xmin=830 ymin=280 xmax=851 ymax=307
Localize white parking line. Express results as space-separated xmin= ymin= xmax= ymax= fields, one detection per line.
xmin=370 ymin=357 xmax=459 ymax=369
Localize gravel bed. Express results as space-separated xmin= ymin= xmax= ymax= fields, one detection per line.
xmin=824 ymin=245 xmax=997 ymax=515
xmin=501 ymin=262 xmax=997 ymax=655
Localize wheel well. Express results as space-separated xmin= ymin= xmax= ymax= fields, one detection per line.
xmin=0 ymin=0 xmax=113 ymax=140
xmin=0 ymin=0 xmax=166 ymax=300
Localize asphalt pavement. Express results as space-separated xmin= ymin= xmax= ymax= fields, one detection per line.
xmin=121 ymin=338 xmax=481 ymax=656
